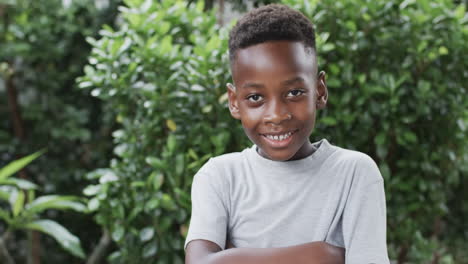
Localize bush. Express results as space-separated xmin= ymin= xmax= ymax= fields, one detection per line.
xmin=79 ymin=0 xmax=249 ymax=263
xmin=0 ymin=151 xmax=87 ymax=263
xmin=0 ymin=0 xmax=119 ymax=262
xmin=79 ymin=0 xmax=468 ymax=262
xmin=286 ymin=0 xmax=468 ymax=262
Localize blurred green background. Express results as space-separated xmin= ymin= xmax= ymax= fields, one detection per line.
xmin=1 ymin=0 xmax=467 ymax=263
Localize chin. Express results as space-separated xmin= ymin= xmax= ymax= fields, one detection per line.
xmin=262 ymin=148 xmax=296 ymax=161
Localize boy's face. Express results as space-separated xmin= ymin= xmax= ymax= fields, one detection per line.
xmin=228 ymin=41 xmax=328 ymax=161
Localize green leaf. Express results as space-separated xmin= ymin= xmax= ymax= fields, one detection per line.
xmin=85 ymin=36 xmax=97 ymax=46
xmin=403 ymin=131 xmax=418 ymax=143
xmin=112 ymin=225 xmax=125 ymax=242
xmin=145 ymin=157 xmax=165 ymax=170
xmin=379 ymin=163 xmax=391 ymax=181
xmin=159 ymin=36 xmax=173 ymax=55
xmin=161 ymin=193 xmax=176 ymax=211
xmin=455 ymin=4 xmax=466 ymax=19
xmin=0 ymin=208 xmax=11 ymax=224
xmin=321 ymin=116 xmax=337 ymax=126
xmin=128 ymin=206 xmax=143 ymax=222
xmin=142 ymin=242 xmax=158 ymax=258
xmin=78 ymin=81 xmax=93 ymax=89
xmin=345 ymin=20 xmax=357 ymax=31
xmin=0 ymin=177 xmax=38 ymax=190
xmin=0 ymin=150 xmax=45 ymax=180
xmin=25 ymin=195 xmax=87 ymax=215
xmin=202 ymin=104 xmax=212 ymax=113
xmin=130 ymin=181 xmax=145 ymax=188
xmin=399 ymin=0 xmax=416 ymax=9
xmin=83 ymin=184 xmax=101 ymax=196
xmin=22 ymin=220 xmax=85 ymax=258
xmin=174 ymin=187 xmax=190 ymax=208
xmin=321 ymin=43 xmax=335 ymax=52
xmin=166 ymin=119 xmax=177 ymax=132
xmin=195 ymin=0 xmax=204 ymax=12
xmin=107 ymin=250 xmax=121 ymax=262
xmin=167 ymin=134 xmax=176 ymax=153
xmin=145 ymin=198 xmax=160 ymax=211
xmin=139 ymin=227 xmax=154 ymax=242
xmin=157 ymin=21 xmax=171 ymax=35
xmin=13 ymin=190 xmax=25 ymax=217
xmin=87 ymin=197 xmax=100 ymax=211
xmin=375 ymin=132 xmax=386 ymax=145
xmin=175 ymin=154 xmax=184 ymax=176
xmin=218 ymin=92 xmax=228 ymax=104
xmin=0 ymin=188 xmax=11 ymax=201
xmin=438 ymin=46 xmax=448 ymax=55
xmin=118 ymin=37 xmax=132 ymax=55
xmin=150 ymin=172 xmax=164 ymax=190
xmin=140 ymin=0 xmax=153 ymax=13
xmin=188 ymin=149 xmax=199 ymax=160
xmin=206 ymin=35 xmax=220 ymax=51
xmin=98 ymin=170 xmax=118 ymax=183
xmin=110 ymin=39 xmax=123 ymax=57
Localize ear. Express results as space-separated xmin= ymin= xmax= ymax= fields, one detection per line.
xmin=227 ymin=83 xmax=241 ymax=119
xmin=316 ymin=71 xmax=328 ymax=109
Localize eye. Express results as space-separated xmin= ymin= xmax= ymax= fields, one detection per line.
xmin=247 ymin=94 xmax=263 ymax=102
xmin=287 ymin=89 xmax=305 ymax=97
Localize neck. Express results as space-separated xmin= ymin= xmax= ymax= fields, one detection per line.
xmin=288 ymin=141 xmax=317 ymax=161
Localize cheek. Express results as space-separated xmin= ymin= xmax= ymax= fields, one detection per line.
xmin=239 ymin=106 xmax=264 ymax=127
xmin=292 ymin=100 xmax=316 ymax=119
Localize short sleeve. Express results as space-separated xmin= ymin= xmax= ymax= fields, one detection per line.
xmin=184 ymin=159 xmax=229 ymax=250
xmin=343 ymin=155 xmax=390 ymax=264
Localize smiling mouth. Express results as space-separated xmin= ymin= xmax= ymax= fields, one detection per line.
xmin=261 ymin=129 xmax=299 ymax=141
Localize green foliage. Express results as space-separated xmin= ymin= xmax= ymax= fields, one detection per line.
xmin=284 ymin=0 xmax=468 ymax=262
xmin=0 ymin=0 xmax=119 ymax=262
xmin=23 ymin=220 xmax=85 ymax=259
xmin=0 ymin=150 xmax=44 ymax=180
xmin=0 ymin=152 xmax=86 ymax=259
xmin=0 ymin=0 xmax=117 ymax=192
xmin=79 ymin=0 xmax=249 ymax=262
xmin=80 ymin=0 xmax=467 ymax=263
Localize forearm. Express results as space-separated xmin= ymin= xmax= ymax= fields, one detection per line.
xmin=206 ymin=242 xmax=344 ymax=264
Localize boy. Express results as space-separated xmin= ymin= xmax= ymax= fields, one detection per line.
xmin=185 ymin=4 xmax=389 ymax=264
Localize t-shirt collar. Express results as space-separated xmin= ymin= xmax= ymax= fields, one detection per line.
xmin=248 ymin=138 xmax=335 ymax=176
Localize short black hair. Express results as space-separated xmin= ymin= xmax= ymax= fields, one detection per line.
xmin=228 ymin=4 xmax=316 ymax=62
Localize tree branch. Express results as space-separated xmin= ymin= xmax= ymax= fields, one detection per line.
xmin=0 ymin=231 xmax=15 ymax=264
xmin=86 ymin=229 xmax=112 ymax=264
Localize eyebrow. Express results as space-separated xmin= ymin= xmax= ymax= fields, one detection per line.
xmin=241 ymin=76 xmax=305 ymax=89
xmin=281 ymin=76 xmax=305 ymax=86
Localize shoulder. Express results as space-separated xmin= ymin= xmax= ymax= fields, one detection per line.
xmin=330 ymin=145 xmax=376 ymax=166
xmin=199 ymin=147 xmax=251 ymax=175
xmin=327 ymin=144 xmax=383 ymax=185
xmin=194 ymin=147 xmax=251 ymax=184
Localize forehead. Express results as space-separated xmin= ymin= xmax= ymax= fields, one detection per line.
xmin=231 ymin=41 xmax=317 ymax=85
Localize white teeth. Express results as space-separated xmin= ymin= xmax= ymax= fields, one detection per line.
xmin=265 ymin=132 xmax=293 ymax=141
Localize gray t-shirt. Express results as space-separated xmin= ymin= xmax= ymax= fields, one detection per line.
xmin=185 ymin=139 xmax=390 ymax=264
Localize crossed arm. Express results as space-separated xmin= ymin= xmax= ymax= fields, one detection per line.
xmin=185 ymin=239 xmax=345 ymax=264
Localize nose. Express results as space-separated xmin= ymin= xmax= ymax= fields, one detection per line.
xmin=263 ymin=100 xmax=292 ymax=125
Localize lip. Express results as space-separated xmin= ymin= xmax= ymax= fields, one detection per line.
xmin=260 ymin=129 xmax=298 ymax=148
